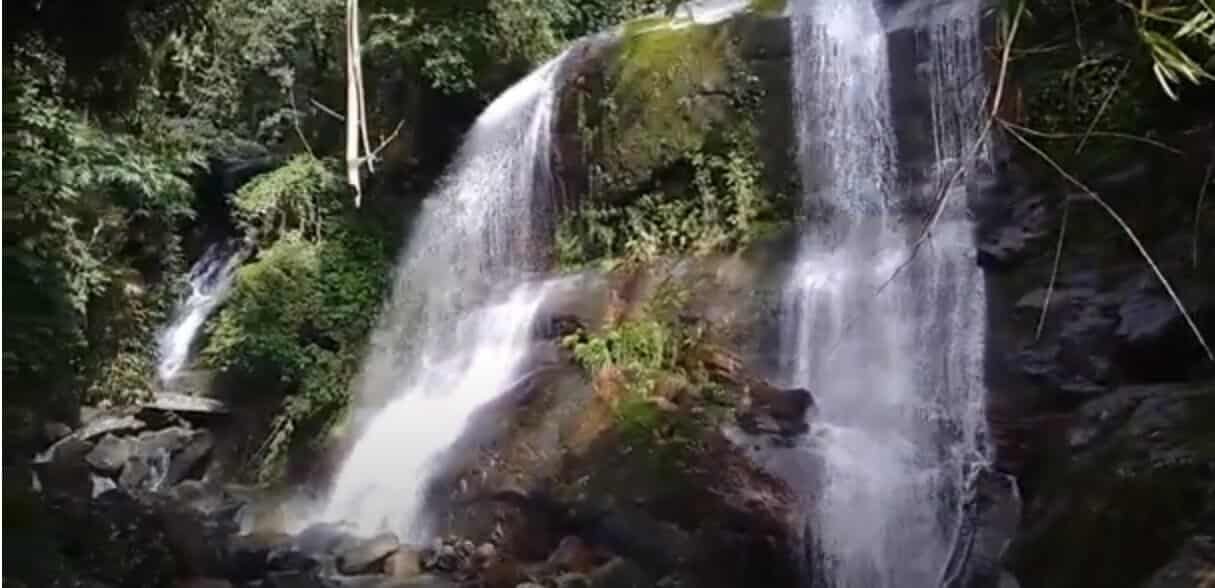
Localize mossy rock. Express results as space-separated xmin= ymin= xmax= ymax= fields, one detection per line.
xmin=563 ymin=10 xmax=793 ymax=207
xmin=1010 ymin=382 xmax=1215 ymax=588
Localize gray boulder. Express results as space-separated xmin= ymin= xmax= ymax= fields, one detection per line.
xmin=337 ymin=532 xmax=401 ymax=575
xmin=37 ymin=437 xmax=94 ymax=497
xmin=118 ymin=447 xmax=172 ymax=492
xmin=1141 ymin=536 xmax=1215 ymax=588
xmin=86 ymin=434 xmax=133 ymax=474
xmin=588 ymin=558 xmax=648 ymax=588
xmin=165 ymin=429 xmax=215 ymax=486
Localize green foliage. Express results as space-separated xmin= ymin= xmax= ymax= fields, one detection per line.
xmin=1125 ymin=0 xmax=1215 ymax=99
xmin=3 ymin=78 xmax=197 ymax=416
xmin=590 ymin=22 xmax=734 ymax=193
xmin=558 ymin=135 xmax=778 ymax=266
xmin=749 ymin=0 xmax=788 ymax=15
xmin=564 ymin=283 xmax=693 ymax=402
xmin=359 ymin=0 xmax=663 ymax=96
xmin=562 ymin=281 xmax=728 ymax=455
xmin=204 ymin=228 xmax=389 ymax=482
xmin=233 ymin=155 xmax=345 ymax=242
xmin=1005 ymin=0 xmax=1213 ymax=177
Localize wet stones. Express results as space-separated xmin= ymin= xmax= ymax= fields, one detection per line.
xmin=86 ymin=434 xmax=134 ymax=474
xmin=736 ymin=384 xmax=814 ymax=437
xmin=337 ymin=533 xmax=402 ymax=575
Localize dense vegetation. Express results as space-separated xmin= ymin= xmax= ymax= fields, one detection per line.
xmin=2 ymin=0 xmax=666 ymax=479
xmin=2 ymin=0 xmax=1210 ymax=485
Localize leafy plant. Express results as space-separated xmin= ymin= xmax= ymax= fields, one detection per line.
xmin=3 ymin=77 xmax=197 ymax=413
xmin=1122 ymin=0 xmax=1215 ymax=99
xmin=204 ymin=227 xmax=389 ymax=481
xmin=558 ymin=135 xmax=779 ymax=266
xmin=233 ymin=155 xmax=344 ymax=242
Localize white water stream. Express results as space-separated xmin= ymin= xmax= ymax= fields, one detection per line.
xmin=783 ymin=1 xmax=990 ymax=586
xmin=157 ymin=242 xmax=245 ymax=383
xmin=320 ymin=51 xmax=572 ymax=541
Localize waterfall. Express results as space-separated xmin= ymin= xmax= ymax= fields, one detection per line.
xmin=321 ymin=51 xmax=572 ymax=541
xmin=157 ymin=242 xmax=245 ymax=383
xmin=782 ymin=1 xmax=990 ymax=586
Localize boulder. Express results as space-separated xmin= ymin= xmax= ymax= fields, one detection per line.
xmin=737 ymin=384 xmax=814 ymax=437
xmin=177 ymin=578 xmax=234 ymax=588
xmin=36 ymin=437 xmax=94 ymax=497
xmin=35 ymin=413 xmax=145 ymax=467
xmin=975 ymin=193 xmax=1053 ymax=270
xmin=337 ymin=532 xmax=401 ymax=575
xmin=91 ymin=474 xmax=118 ymax=498
xmin=473 ymin=542 xmax=497 ymax=567
xmin=264 ymin=570 xmax=328 ymax=588
xmin=117 ymin=426 xmax=198 ymax=492
xmin=545 ymin=536 xmax=598 ymax=574
xmin=296 ymin=522 xmax=358 ymax=555
xmin=588 ymin=558 xmax=648 ymax=588
xmin=422 ymin=540 xmax=461 ymax=573
xmin=553 ymin=574 xmax=591 ymax=588
xmin=135 ymin=426 xmax=194 ymax=457
xmin=534 ymin=314 xmax=587 ymax=339
xmin=383 ymin=548 xmax=424 ymax=578
xmin=374 ymin=574 xmax=462 ymax=587
xmin=1009 ymin=380 xmax=1214 ymax=587
xmin=44 ymin=421 xmax=73 ymax=443
xmin=1113 ymin=276 xmax=1215 ymax=382
xmin=86 ymin=434 xmax=133 ymax=474
xmin=1141 ymin=536 xmax=1215 ymax=588
xmin=165 ymin=429 xmax=215 ymax=486
xmin=118 ymin=448 xmax=172 ymax=492
xmin=267 ymin=547 xmax=323 ymax=574
xmin=227 ymin=532 xmax=295 ymax=580
xmin=162 ymin=505 xmax=237 ymax=579
xmin=42 ymin=492 xmax=177 ymax=586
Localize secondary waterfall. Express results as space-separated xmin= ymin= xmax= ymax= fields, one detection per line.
xmin=782 ymin=1 xmax=990 ymax=586
xmin=157 ymin=242 xmax=244 ymax=383
xmin=321 ymin=51 xmax=572 ymax=541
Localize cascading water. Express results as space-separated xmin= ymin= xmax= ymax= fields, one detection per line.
xmin=157 ymin=242 xmax=245 ymax=383
xmin=321 ymin=51 xmax=573 ymax=542
xmin=782 ymin=1 xmax=990 ymax=586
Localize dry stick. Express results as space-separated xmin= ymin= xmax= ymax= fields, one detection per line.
xmin=289 ymin=86 xmax=316 ymax=158
xmin=823 ymin=1 xmax=1024 ymax=360
xmin=1074 ymin=62 xmax=1131 ymax=155
xmin=1003 ymin=122 xmax=1214 ymax=361
xmin=369 ymin=118 xmax=406 ymax=160
xmin=1195 ymin=160 xmax=1213 ymax=269
xmin=1035 ymin=197 xmax=1070 ymax=341
xmin=870 ymin=0 xmax=1024 ymax=300
xmin=1070 ymin=0 xmax=1084 ymax=51
xmin=310 ymin=98 xmax=345 ymax=121
xmin=1000 ymin=121 xmax=1183 ymax=154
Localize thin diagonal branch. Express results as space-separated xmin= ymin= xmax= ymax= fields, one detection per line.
xmin=1003 ymin=121 xmax=1214 ymax=361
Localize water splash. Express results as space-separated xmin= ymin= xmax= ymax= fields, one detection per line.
xmin=782 ymin=1 xmax=991 ymax=586
xmin=157 ymin=242 xmax=245 ymax=383
xmin=353 ymin=53 xmax=568 ymax=412
xmin=320 ymin=51 xmax=573 ymax=541
xmin=323 ymin=279 xmax=570 ymax=541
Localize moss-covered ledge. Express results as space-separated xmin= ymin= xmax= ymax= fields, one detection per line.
xmin=551 ymin=8 xmax=796 ymax=268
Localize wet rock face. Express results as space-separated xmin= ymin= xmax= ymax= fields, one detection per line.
xmin=1142 ymin=536 xmax=1215 ymax=588
xmin=979 ymin=150 xmax=1215 ymax=587
xmin=4 ymin=491 xmax=180 ymax=588
xmin=434 ymin=370 xmax=804 ymax=588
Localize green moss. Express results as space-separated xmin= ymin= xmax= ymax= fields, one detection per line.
xmin=749 ymin=0 xmax=787 ymax=16
xmin=622 ymin=15 xmax=672 ymax=35
xmin=595 ymin=22 xmax=734 ymax=193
